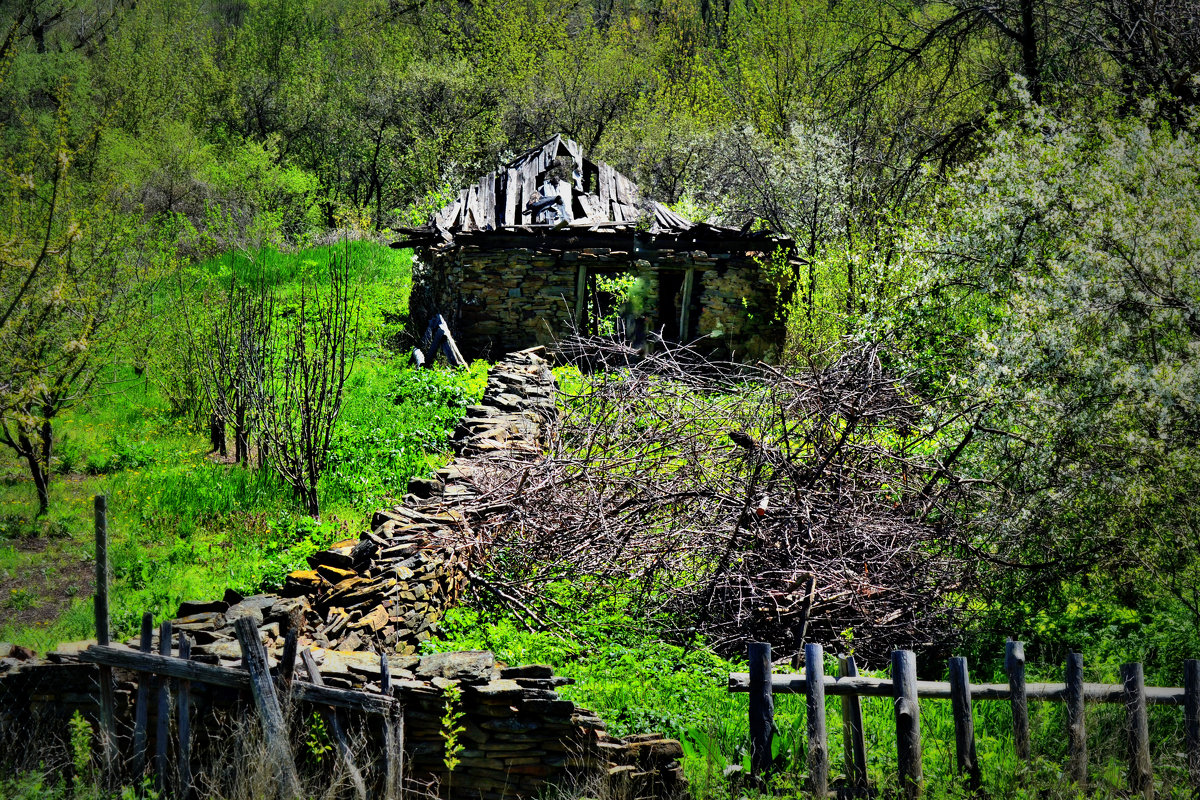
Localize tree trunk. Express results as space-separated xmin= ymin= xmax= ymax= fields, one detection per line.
xmin=210 ymin=414 xmax=225 ymax=454
xmin=235 ymin=398 xmax=248 ymax=466
xmin=1019 ymin=0 xmax=1041 ymax=103
xmin=18 ymin=426 xmax=51 ymax=516
xmin=303 ymin=485 xmax=320 ymax=521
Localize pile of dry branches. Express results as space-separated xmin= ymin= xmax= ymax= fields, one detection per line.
xmin=458 ymin=335 xmax=968 ymax=665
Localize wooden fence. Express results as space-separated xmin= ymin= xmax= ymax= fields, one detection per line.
xmin=81 ymin=496 xmax=405 ymax=800
xmin=729 ymin=642 xmax=1200 ymax=799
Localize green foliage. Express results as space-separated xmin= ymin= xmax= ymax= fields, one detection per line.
xmin=68 ymin=711 xmax=93 ymax=780
xmin=305 ymin=712 xmax=334 ymax=761
xmin=885 ymin=102 xmax=1200 ymax=665
xmin=440 ymin=681 xmax=466 ymax=773
xmin=0 ymin=243 xmax=479 ymax=649
xmin=322 ymin=362 xmax=486 ymax=512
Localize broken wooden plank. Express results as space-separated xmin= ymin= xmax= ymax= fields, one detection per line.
xmin=156 ymin=621 xmax=172 ymax=795
xmin=177 ymin=634 xmax=193 ymax=800
xmin=234 ymin=617 xmax=303 ymax=799
xmin=131 ymin=613 xmax=154 ymax=781
xmin=521 ymin=162 xmax=537 ymax=224
xmin=505 ymin=168 xmax=519 ymax=227
xmin=381 ymin=653 xmax=405 ymax=800
xmin=679 ymin=267 xmax=695 ymax=341
xmin=302 ymin=649 xmax=367 ymax=800
xmin=92 ymin=497 xmax=117 ymax=789
xmin=598 ymin=163 xmax=612 ymax=218
xmin=79 ymin=646 xmax=399 ymax=712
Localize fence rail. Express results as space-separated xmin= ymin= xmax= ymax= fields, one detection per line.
xmin=730 ymin=641 xmax=1200 ymax=799
xmin=728 ymin=672 xmax=1190 ymax=705
xmin=77 ymin=494 xmax=406 ymax=799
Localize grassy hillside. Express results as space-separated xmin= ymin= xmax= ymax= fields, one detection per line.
xmin=0 ymin=242 xmax=486 ymax=650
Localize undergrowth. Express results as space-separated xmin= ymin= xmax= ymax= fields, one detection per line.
xmin=434 ymin=592 xmax=1196 ymax=799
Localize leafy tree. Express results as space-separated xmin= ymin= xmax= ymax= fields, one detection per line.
xmin=0 ymin=90 xmax=154 ymax=513
xmin=895 ymin=99 xmax=1200 ymax=633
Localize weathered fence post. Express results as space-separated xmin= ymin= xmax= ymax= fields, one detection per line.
xmin=92 ymin=496 xmax=117 ymax=786
xmin=1122 ymin=662 xmax=1153 ymax=800
xmin=132 ymin=612 xmax=154 ymax=782
xmin=1186 ymin=659 xmax=1199 ymax=792
xmin=381 ymin=652 xmax=405 ymax=800
xmin=1005 ymin=639 xmax=1030 ymax=762
xmin=892 ymin=650 xmax=923 ymax=799
xmin=176 ymin=634 xmax=193 ymax=800
xmin=838 ymin=655 xmax=868 ymax=796
xmin=156 ymin=621 xmax=173 ymax=796
xmin=748 ymin=642 xmax=775 ymax=778
xmin=805 ymin=643 xmax=828 ymax=799
xmin=278 ymin=629 xmax=298 ymax=691
xmin=301 ymin=648 xmax=368 ymax=800
xmin=948 ymin=656 xmax=979 ymax=790
xmin=1065 ymin=652 xmax=1087 ymax=788
xmin=233 ymin=616 xmax=303 ymax=799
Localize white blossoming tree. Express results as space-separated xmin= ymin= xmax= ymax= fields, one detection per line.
xmin=899 ymin=101 xmax=1200 ymax=629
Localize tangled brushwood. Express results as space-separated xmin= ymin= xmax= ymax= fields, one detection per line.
xmin=456 ymin=335 xmax=969 ymax=666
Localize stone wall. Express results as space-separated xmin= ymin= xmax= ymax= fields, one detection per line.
xmin=0 ymin=350 xmax=686 ymax=800
xmin=423 ymin=243 xmax=782 ymax=361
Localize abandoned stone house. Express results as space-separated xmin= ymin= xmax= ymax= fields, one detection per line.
xmin=395 ymin=135 xmax=797 ymax=361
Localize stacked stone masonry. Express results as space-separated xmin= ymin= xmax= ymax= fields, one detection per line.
xmin=0 ymin=349 xmax=685 ymax=800
xmin=426 ymin=243 xmax=783 ymax=362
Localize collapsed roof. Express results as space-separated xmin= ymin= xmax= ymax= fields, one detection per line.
xmin=391 ymin=135 xmax=793 ymax=251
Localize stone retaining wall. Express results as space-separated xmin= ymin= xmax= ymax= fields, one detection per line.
xmin=0 ymin=349 xmax=686 ymax=800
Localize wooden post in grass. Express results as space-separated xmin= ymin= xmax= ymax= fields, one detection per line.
xmin=1006 ymin=639 xmax=1030 ymax=762
xmin=893 ymin=650 xmax=923 ymax=800
xmin=805 ymin=643 xmax=828 ymax=799
xmin=234 ymin=616 xmax=302 ymax=799
xmin=838 ymin=655 xmax=868 ymax=796
xmin=92 ymin=496 xmax=117 ymax=786
xmin=748 ymin=642 xmax=774 ymax=778
xmin=156 ymin=621 xmax=172 ymax=796
xmin=948 ymin=656 xmax=980 ymax=790
xmin=176 ymin=634 xmax=193 ymax=800
xmin=1186 ymin=660 xmax=1199 ymax=792
xmin=132 ymin=612 xmax=154 ymax=782
xmin=381 ymin=652 xmax=405 ymax=800
xmin=1122 ymin=662 xmax=1153 ymax=800
xmin=1065 ymin=653 xmax=1087 ymax=788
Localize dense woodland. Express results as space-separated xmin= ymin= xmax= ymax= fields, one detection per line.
xmin=2 ymin=0 xmax=1200 ymax=793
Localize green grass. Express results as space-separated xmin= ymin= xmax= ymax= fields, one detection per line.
xmin=434 ymin=597 xmax=1197 ymax=799
xmin=0 ymin=243 xmax=484 ymax=651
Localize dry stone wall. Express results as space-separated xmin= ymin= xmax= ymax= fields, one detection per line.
xmin=426 ymin=244 xmax=781 ymax=361
xmin=0 ymin=349 xmax=685 ymax=800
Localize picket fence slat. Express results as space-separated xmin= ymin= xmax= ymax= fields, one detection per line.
xmin=1006 ymin=640 xmax=1030 ymax=762
xmin=1065 ymin=652 xmax=1087 ymax=788
xmin=805 ymin=643 xmax=828 ymax=798
xmin=893 ymin=650 xmax=923 ymax=799
xmin=948 ymin=656 xmax=979 ymax=790
xmin=838 ymin=655 xmax=868 ymax=795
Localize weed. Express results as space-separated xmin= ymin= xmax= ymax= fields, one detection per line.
xmin=440 ymin=681 xmax=466 ymax=774
xmin=7 ymin=587 xmax=36 ymax=611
